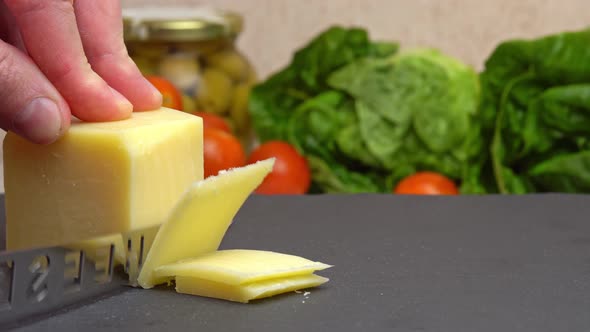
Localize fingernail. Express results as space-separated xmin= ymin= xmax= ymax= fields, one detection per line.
xmin=13 ymin=97 xmax=62 ymax=144
xmin=109 ymin=87 xmax=133 ymax=114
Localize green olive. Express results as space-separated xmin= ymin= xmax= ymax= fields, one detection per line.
xmin=158 ymin=56 xmax=200 ymax=94
xmin=196 ymin=68 xmax=234 ymax=114
xmin=181 ymin=94 xmax=197 ymax=113
xmin=132 ymin=43 xmax=169 ymax=58
xmin=245 ymin=67 xmax=258 ymax=86
xmin=206 ymin=50 xmax=248 ymax=82
xmin=230 ymin=83 xmax=250 ymax=133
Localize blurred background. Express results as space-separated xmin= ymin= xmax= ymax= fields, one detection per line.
xmin=121 ymin=0 xmax=590 ymax=77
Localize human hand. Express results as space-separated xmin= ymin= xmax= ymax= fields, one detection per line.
xmin=0 ymin=0 xmax=163 ymax=144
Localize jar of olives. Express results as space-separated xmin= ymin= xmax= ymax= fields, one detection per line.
xmin=122 ymin=8 xmax=256 ymax=147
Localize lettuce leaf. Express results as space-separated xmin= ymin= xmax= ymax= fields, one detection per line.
xmin=249 ymin=26 xmax=399 ymax=193
xmin=476 ymin=28 xmax=590 ymax=193
xmin=329 ymin=48 xmax=480 ymax=183
xmin=249 ymin=26 xmax=398 ymax=142
xmin=250 ymin=27 xmax=481 ymax=193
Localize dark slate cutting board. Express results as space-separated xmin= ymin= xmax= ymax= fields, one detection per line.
xmin=4 ymin=194 xmax=590 ymax=332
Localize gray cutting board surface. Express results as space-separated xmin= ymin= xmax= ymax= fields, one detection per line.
xmin=6 ymin=194 xmax=590 ymax=332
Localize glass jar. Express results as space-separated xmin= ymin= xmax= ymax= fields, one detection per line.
xmin=122 ymin=7 xmax=257 ymax=148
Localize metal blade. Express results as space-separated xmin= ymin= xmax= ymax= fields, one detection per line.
xmin=121 ymin=225 xmax=160 ymax=287
xmin=0 ymin=224 xmax=161 ymax=328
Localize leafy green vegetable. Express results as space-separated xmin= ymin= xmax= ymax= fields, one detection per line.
xmin=250 ymin=26 xmax=480 ymax=193
xmin=251 ymin=25 xmax=590 ymax=195
xmin=328 ymin=48 xmax=480 ymax=176
xmin=249 ymin=27 xmax=401 ymax=193
xmin=250 ymin=26 xmax=398 ymax=143
xmin=528 ymin=151 xmax=590 ymax=192
xmin=307 ymin=156 xmax=384 ymax=193
xmin=474 ymin=28 xmax=590 ymax=193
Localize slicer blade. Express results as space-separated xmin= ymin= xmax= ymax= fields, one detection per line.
xmin=121 ymin=225 xmax=160 ymax=286
xmin=0 ymin=222 xmax=162 ymax=328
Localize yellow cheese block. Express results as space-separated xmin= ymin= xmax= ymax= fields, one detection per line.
xmin=67 ymin=234 xmax=126 ymax=266
xmin=4 ymin=108 xmax=203 ymax=250
xmin=154 ymin=249 xmax=332 ymax=285
xmin=136 ymin=159 xmax=275 ymax=288
xmin=175 ymin=274 xmax=328 ymax=303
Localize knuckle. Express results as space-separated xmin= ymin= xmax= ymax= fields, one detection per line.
xmin=47 ymin=60 xmax=82 ymax=86
xmin=86 ymin=48 xmax=127 ymax=66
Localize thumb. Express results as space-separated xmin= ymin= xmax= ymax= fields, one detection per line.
xmin=0 ymin=40 xmax=70 ymax=144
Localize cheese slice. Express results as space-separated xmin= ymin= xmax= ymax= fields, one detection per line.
xmin=136 ymin=159 xmax=275 ymax=288
xmin=157 ymin=249 xmax=332 ymax=303
xmin=175 ymin=274 xmax=328 ymax=303
xmin=154 ymin=249 xmax=332 ymax=285
xmin=4 ymin=108 xmax=203 ymax=250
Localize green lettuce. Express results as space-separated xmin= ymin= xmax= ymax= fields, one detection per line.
xmin=251 ymin=26 xmax=590 ymax=194
xmin=249 ymin=26 xmax=398 ymax=143
xmin=328 ymin=48 xmax=481 ymax=184
xmin=249 ymin=26 xmax=480 ymax=193
xmin=471 ymin=28 xmax=590 ymax=193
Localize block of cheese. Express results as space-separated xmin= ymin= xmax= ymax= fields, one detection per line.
xmin=175 ymin=274 xmax=328 ymax=303
xmin=136 ymin=159 xmax=275 ymax=289
xmin=156 ymin=249 xmax=331 ymax=303
xmin=4 ymin=108 xmax=203 ymax=250
xmin=154 ymin=249 xmax=332 ymax=284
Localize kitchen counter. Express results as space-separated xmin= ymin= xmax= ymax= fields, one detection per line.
xmin=5 ymin=194 xmax=590 ymax=332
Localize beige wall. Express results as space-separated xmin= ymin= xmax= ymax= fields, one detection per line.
xmin=0 ymin=0 xmax=589 ymax=191
xmin=122 ymin=0 xmax=590 ymax=78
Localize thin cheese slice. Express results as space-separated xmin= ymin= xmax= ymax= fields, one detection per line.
xmin=136 ymin=159 xmax=275 ymax=288
xmin=175 ymin=274 xmax=328 ymax=303
xmin=154 ymin=249 xmax=332 ymax=285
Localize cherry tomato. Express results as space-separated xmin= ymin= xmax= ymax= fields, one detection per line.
xmin=203 ymin=128 xmax=246 ymax=178
xmin=394 ymin=172 xmax=459 ymax=195
xmin=247 ymin=141 xmax=311 ymax=195
xmin=145 ymin=75 xmax=183 ymax=110
xmin=193 ymin=111 xmax=232 ymax=134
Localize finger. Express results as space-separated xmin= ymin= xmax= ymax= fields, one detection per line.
xmin=4 ymin=0 xmax=132 ymax=122
xmin=74 ymin=0 xmax=162 ymax=111
xmin=0 ymin=40 xmax=70 ymax=144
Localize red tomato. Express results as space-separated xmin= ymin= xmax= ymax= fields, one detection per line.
xmin=145 ymin=75 xmax=183 ymax=110
xmin=203 ymin=128 xmax=246 ymax=178
xmin=247 ymin=141 xmax=311 ymax=195
xmin=193 ymin=111 xmax=232 ymax=134
xmin=394 ymin=172 xmax=459 ymax=195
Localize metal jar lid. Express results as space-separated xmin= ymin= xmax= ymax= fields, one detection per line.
xmin=122 ymin=7 xmax=243 ymax=42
